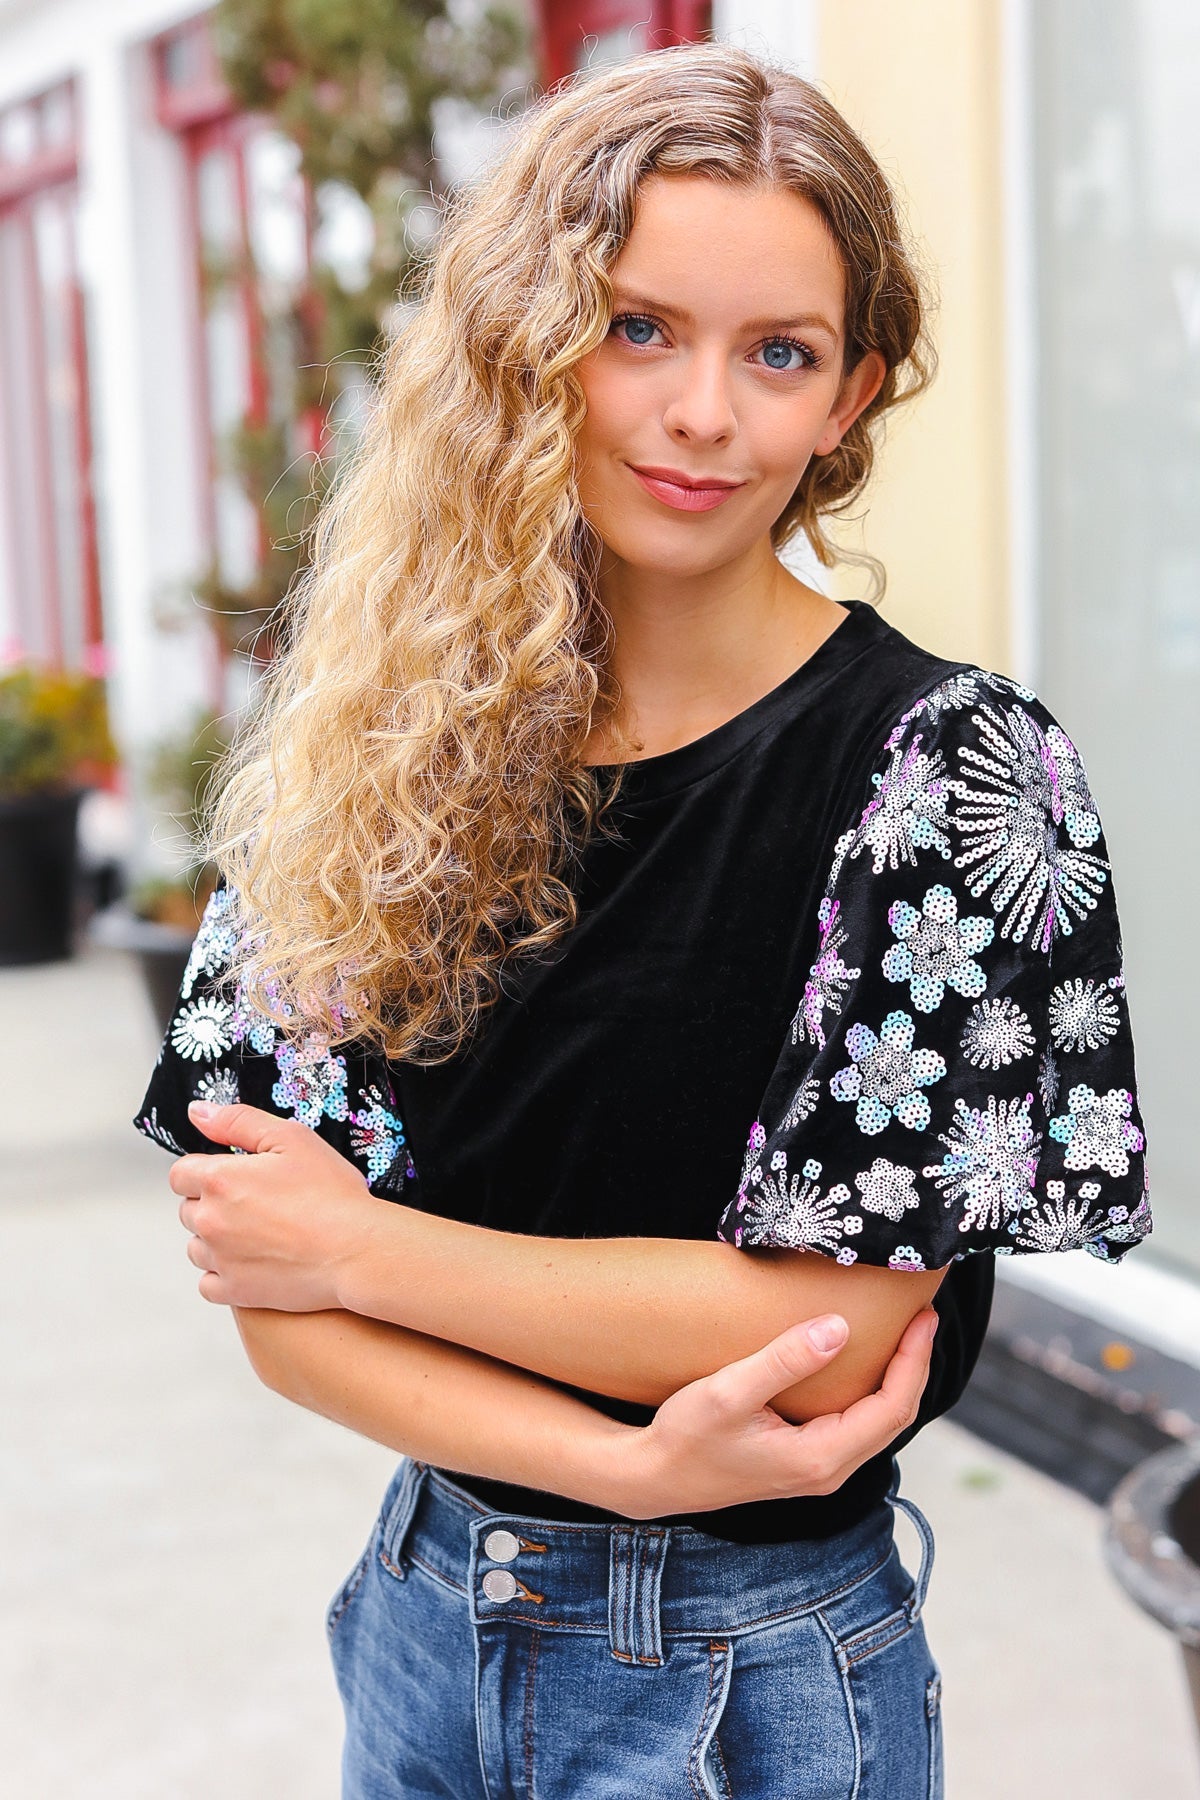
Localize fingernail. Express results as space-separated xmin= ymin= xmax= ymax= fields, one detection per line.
xmin=808 ymin=1314 xmax=848 ymax=1351
xmin=188 ymin=1101 xmax=215 ymax=1120
xmin=926 ymin=1312 xmax=940 ymax=1339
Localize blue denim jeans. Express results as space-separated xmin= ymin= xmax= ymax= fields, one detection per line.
xmin=326 ymin=1456 xmax=943 ymax=1798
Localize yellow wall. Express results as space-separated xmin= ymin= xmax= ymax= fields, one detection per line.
xmin=815 ymin=0 xmax=1010 ymax=669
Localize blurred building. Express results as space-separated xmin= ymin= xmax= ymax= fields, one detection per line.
xmin=1 ymin=1 xmax=1196 ymax=1428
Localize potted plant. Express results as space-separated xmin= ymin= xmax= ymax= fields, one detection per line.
xmin=90 ymin=707 xmax=230 ymax=1032
xmin=0 ymin=662 xmax=119 ymax=965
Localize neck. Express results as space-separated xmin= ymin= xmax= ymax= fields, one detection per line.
xmin=587 ymin=539 xmax=847 ymax=762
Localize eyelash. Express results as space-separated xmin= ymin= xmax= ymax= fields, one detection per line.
xmin=609 ymin=311 xmax=825 ymax=373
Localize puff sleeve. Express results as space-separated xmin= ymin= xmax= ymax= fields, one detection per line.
xmin=130 ymin=876 xmax=415 ymax=1201
xmin=716 ymin=668 xmax=1152 ymax=1271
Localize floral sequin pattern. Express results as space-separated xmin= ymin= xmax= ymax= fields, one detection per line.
xmin=132 ymin=878 xmax=416 ymax=1202
xmin=718 ymin=672 xmax=1152 ymax=1269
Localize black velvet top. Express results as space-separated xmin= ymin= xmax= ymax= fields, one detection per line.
xmin=133 ymin=599 xmax=1152 ymax=1543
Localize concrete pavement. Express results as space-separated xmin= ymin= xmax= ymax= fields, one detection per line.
xmin=2 ymin=941 xmax=1197 ymax=1798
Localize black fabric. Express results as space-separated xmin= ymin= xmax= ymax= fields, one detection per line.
xmin=133 ymin=598 xmax=1151 ymax=1544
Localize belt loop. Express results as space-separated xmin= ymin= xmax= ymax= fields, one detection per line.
xmin=380 ymin=1456 xmax=428 ymax=1581
xmin=607 ymin=1525 xmax=668 ymax=1665
xmin=886 ymin=1481 xmax=936 ymax=1620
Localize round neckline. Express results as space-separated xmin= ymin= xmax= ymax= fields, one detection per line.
xmin=588 ymin=598 xmax=884 ymax=803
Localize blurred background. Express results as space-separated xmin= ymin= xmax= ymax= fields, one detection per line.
xmin=1 ymin=1 xmax=1198 ymax=1795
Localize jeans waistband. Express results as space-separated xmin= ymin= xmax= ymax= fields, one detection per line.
xmin=374 ymin=1458 xmax=913 ymax=1665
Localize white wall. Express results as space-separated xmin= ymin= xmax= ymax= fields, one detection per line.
xmin=713 ymin=0 xmax=817 ymax=74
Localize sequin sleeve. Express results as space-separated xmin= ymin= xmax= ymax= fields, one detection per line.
xmin=130 ymin=877 xmax=415 ymax=1201
xmin=715 ymin=669 xmax=1152 ymax=1271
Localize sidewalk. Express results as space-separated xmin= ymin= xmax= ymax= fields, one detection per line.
xmin=3 ymin=941 xmax=1197 ymax=1799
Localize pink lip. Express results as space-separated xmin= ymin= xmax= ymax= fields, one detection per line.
xmin=628 ymin=465 xmax=745 ymax=512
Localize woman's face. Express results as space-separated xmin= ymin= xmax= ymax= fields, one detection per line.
xmin=573 ymin=175 xmax=885 ymax=579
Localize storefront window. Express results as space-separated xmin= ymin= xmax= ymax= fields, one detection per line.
xmin=1032 ymin=0 xmax=1200 ymax=1271
xmin=0 ymin=80 xmax=101 ymax=670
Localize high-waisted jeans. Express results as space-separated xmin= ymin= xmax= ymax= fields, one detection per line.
xmin=326 ymin=1455 xmax=943 ymax=1799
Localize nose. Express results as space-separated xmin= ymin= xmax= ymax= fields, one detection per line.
xmin=661 ymin=347 xmax=738 ymax=445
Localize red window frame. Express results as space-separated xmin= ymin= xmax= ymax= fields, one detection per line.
xmin=153 ymin=17 xmax=263 ymax=622
xmin=151 ymin=12 xmax=325 ymax=695
xmin=0 ymin=79 xmax=102 ymax=673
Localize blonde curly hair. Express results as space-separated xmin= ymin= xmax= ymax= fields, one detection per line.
xmin=204 ymin=39 xmax=935 ymax=1065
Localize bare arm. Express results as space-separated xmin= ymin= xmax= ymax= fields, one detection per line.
xmin=231 ymin=1300 xmax=941 ymax=1519
xmin=231 ymin=1305 xmax=633 ymax=1511
xmin=174 ymin=1107 xmax=949 ymax=1429
xmin=335 ymin=1210 xmax=950 ymax=1424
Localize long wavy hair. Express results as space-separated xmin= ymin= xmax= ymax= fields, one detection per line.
xmin=204 ymin=39 xmax=935 ymax=1065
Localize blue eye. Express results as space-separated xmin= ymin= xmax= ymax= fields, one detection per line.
xmin=760 ymin=337 xmax=815 ymax=372
xmin=610 ymin=313 xmax=822 ymax=372
xmin=611 ymin=313 xmax=664 ymax=347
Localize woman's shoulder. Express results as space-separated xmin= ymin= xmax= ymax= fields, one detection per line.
xmin=844 ymin=607 xmax=1078 ymax=771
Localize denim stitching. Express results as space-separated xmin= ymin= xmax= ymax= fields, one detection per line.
xmin=626 ymin=1540 xmax=644 ymax=1663
xmin=640 ymin=1530 xmax=668 ymax=1664
xmin=686 ymin=1642 xmax=720 ymax=1800
xmin=326 ymin=1540 xmax=373 ymax=1641
xmin=813 ymin=1609 xmax=862 ymax=1800
xmin=378 ymin=1460 xmax=427 ymax=1576
xmin=925 ymin=1673 xmax=944 ymax=1800
xmin=686 ymin=1641 xmax=731 ymax=1800
xmin=395 ymin=1545 xmax=468 ymax=1596
xmin=840 ymin=1605 xmax=916 ymax=1667
xmin=710 ymin=1730 xmax=732 ymax=1799
xmin=523 ymin=1627 xmax=540 ymax=1800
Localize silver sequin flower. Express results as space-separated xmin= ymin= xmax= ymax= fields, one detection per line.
xmin=179 ymin=884 xmax=240 ymax=1000
xmin=792 ymin=897 xmax=860 ymax=1049
xmin=1048 ymin=1083 xmax=1143 ymax=1176
xmin=781 ymin=1073 xmax=821 ymax=1130
xmin=830 ymin=1009 xmax=946 ymax=1135
xmin=194 ymin=1066 xmax=239 ymax=1107
xmin=170 ymin=994 xmax=235 ymax=1062
xmin=1014 ymin=1179 xmax=1107 ymax=1253
xmin=735 ymin=1154 xmax=850 ymax=1252
xmin=854 ymin=1157 xmax=921 ymax=1222
xmin=828 ymin=732 xmax=954 ymax=887
xmin=922 ymin=1092 xmax=1040 ymax=1234
xmin=946 ymin=700 xmax=1109 ymax=954
xmin=883 ymin=883 xmax=994 ymax=1012
xmin=271 ymin=1036 xmax=351 ymax=1130
xmin=1048 ymin=978 xmax=1120 ymax=1054
xmin=349 ymin=1084 xmax=408 ymax=1184
xmin=960 ymin=996 xmax=1036 ymax=1070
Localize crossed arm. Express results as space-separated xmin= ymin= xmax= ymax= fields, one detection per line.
xmin=174 ymin=1101 xmax=947 ymax=1515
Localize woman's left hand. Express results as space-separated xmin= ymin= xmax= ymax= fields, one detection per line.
xmin=169 ymin=1101 xmax=390 ymax=1310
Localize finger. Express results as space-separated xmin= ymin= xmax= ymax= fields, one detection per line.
xmin=198 ymin=1270 xmax=232 ymax=1305
xmin=186 ymin=1100 xmax=289 ymax=1155
xmin=799 ymin=1310 xmax=937 ymax=1471
xmin=701 ymin=1314 xmax=850 ymax=1417
xmin=167 ymin=1154 xmax=218 ymax=1198
xmin=185 ymin=1234 xmax=218 ymax=1273
xmin=177 ymin=1197 xmax=200 ymax=1233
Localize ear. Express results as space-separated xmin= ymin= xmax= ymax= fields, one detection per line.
xmin=813 ymin=349 xmax=888 ymax=458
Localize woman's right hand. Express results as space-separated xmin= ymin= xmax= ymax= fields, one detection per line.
xmin=615 ymin=1308 xmax=938 ymax=1519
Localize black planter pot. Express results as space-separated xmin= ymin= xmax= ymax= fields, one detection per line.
xmin=0 ymin=785 xmax=85 ymax=966
xmin=1104 ymin=1437 xmax=1200 ymax=1763
xmin=88 ymin=902 xmax=196 ymax=1037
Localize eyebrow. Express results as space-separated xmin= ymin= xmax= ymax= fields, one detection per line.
xmin=610 ymin=291 xmax=839 ymax=340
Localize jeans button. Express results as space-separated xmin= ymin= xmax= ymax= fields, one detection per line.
xmin=484 ymin=1529 xmax=521 ymax=1563
xmin=482 ymin=1569 xmax=518 ymax=1602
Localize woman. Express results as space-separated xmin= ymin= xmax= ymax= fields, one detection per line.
xmin=135 ymin=42 xmax=1152 ymax=1798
